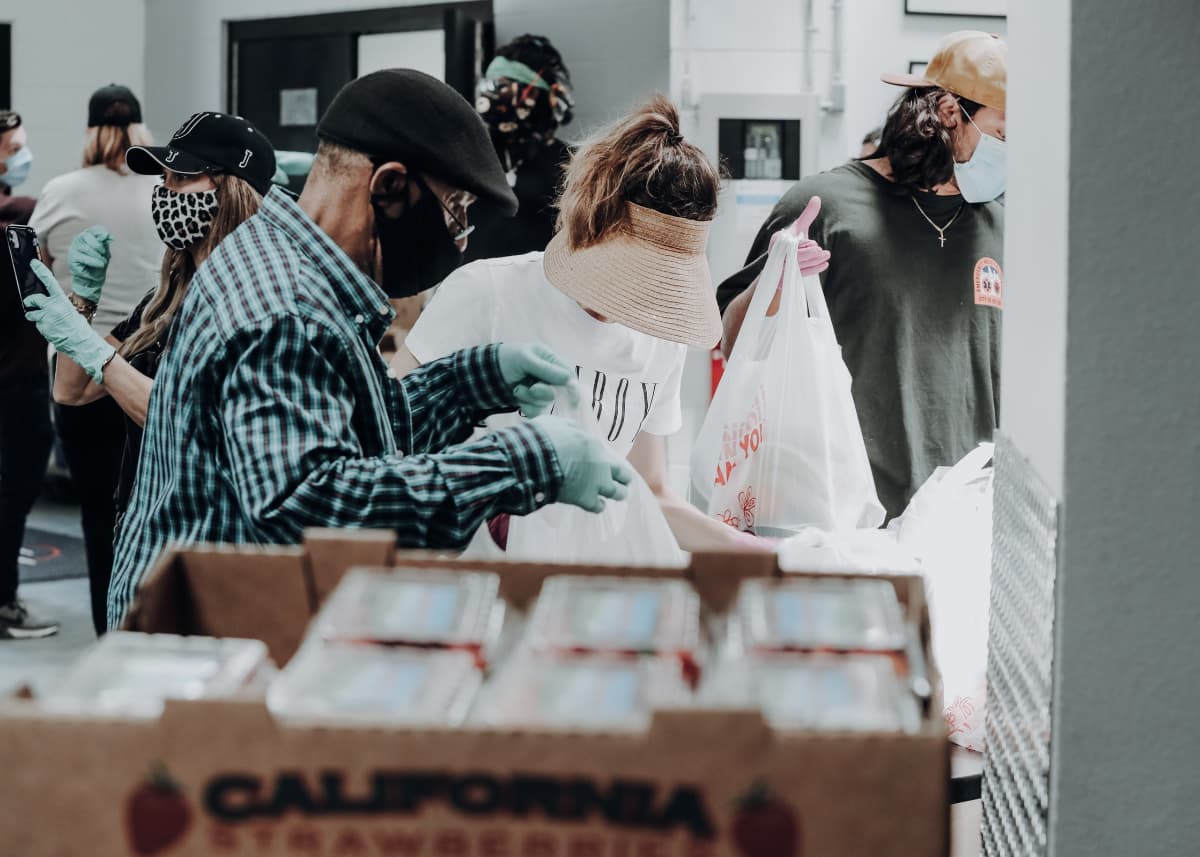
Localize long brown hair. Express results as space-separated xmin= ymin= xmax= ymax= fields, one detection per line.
xmin=861 ymin=87 xmax=984 ymax=193
xmin=119 ymin=174 xmax=262 ymax=357
xmin=556 ymin=94 xmax=720 ymax=249
xmin=82 ymin=123 xmax=154 ymax=172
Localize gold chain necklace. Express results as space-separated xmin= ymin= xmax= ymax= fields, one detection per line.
xmin=910 ymin=195 xmax=966 ymax=248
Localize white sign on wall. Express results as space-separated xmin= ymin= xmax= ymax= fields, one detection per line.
xmin=279 ymin=88 xmax=318 ymax=127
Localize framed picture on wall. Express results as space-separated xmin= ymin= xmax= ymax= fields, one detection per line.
xmin=905 ymin=0 xmax=1006 ymax=17
xmin=909 ymin=61 xmax=929 ymax=76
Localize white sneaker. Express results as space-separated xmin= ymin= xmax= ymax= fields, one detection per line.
xmin=0 ymin=600 xmax=59 ymax=640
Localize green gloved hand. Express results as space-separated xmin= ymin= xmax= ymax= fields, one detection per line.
xmin=498 ymin=343 xmax=577 ymax=417
xmin=23 ymin=260 xmax=116 ymax=383
xmin=529 ymin=414 xmax=634 ymax=513
xmin=67 ymin=225 xmax=113 ymax=305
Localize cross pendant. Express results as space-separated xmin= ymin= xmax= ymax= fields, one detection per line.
xmin=937 ymin=232 xmax=946 ymax=248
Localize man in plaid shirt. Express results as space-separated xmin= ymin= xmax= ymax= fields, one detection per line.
xmin=108 ymin=71 xmax=632 ymax=627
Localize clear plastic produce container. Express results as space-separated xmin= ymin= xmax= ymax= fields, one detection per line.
xmin=313 ymin=568 xmax=504 ymax=656
xmin=471 ymin=651 xmax=691 ymax=731
xmin=43 ymin=631 xmax=273 ymax=718
xmin=734 ymin=577 xmax=908 ymax=653
xmin=268 ymin=642 xmax=480 ymax=726
xmin=702 ymin=652 xmax=921 ymax=733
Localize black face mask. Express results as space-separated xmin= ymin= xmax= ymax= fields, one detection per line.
xmin=371 ymin=177 xmax=463 ymax=299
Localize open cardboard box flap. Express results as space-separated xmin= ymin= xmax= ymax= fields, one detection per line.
xmin=0 ymin=530 xmax=949 ymax=856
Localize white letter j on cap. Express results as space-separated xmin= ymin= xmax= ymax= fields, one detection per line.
xmin=164 ymin=150 xmax=179 ymax=164
xmin=239 ymin=149 xmax=253 ymax=169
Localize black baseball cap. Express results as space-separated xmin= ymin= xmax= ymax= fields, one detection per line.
xmin=317 ymin=69 xmax=518 ymax=216
xmin=88 ymin=84 xmax=142 ymax=127
xmin=126 ymin=112 xmax=277 ymax=196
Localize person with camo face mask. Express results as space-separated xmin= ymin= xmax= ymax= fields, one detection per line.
xmin=466 ymin=34 xmax=576 ymax=262
xmin=23 ymin=112 xmax=276 ymax=551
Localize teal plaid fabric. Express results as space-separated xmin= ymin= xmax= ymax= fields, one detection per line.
xmin=107 ymin=188 xmax=561 ymax=628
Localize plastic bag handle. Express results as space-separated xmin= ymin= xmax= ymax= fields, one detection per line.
xmin=731 ymin=232 xmax=800 ymax=360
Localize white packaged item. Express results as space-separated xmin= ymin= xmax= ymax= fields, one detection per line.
xmin=701 ymin=653 xmax=921 ymax=733
xmin=690 ymin=231 xmax=884 ymax=535
xmin=891 ymin=443 xmax=994 ymax=751
xmin=43 ymin=631 xmax=272 ymax=718
xmin=734 ymin=577 xmax=908 ymax=653
xmin=268 ymin=643 xmax=480 ymax=726
xmin=471 ymin=652 xmax=691 ymax=731
xmin=504 ymin=384 xmax=686 ymax=567
xmin=312 ymin=567 xmax=503 ymax=656
xmin=526 ymin=575 xmax=702 ymax=658
xmin=776 ymin=527 xmax=921 ymax=575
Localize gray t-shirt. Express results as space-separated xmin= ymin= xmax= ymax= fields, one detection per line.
xmin=29 ymin=165 xmax=163 ymax=334
xmin=716 ymin=160 xmax=1005 ymax=519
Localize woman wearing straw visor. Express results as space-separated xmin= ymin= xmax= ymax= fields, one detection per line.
xmin=395 ymin=95 xmax=829 ymax=550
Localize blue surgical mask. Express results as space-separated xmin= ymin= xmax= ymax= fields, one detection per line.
xmin=2 ymin=147 xmax=33 ymax=189
xmin=953 ymin=112 xmax=1005 ymax=203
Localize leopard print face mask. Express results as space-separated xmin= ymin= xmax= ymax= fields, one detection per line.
xmin=151 ymin=183 xmax=219 ymax=251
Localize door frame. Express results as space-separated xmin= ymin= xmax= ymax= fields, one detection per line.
xmin=226 ymin=2 xmax=494 ymax=114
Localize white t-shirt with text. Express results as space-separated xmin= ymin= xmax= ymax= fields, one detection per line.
xmin=405 ymin=252 xmax=686 ymax=458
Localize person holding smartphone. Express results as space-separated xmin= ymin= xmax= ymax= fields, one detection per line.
xmin=21 ymin=112 xmax=276 ymax=633
xmin=0 ymin=109 xmax=58 ymax=639
xmin=25 ymin=85 xmax=162 ymax=636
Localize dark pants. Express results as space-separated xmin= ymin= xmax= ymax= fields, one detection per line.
xmin=0 ymin=377 xmax=54 ymax=606
xmin=55 ymin=396 xmax=125 ymax=635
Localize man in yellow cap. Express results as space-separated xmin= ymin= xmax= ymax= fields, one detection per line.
xmin=718 ymin=31 xmax=1007 ymax=520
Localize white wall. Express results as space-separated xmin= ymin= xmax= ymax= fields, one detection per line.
xmin=670 ymin=0 xmax=1007 ymax=170
xmin=0 ymin=0 xmax=146 ymax=195
xmin=999 ymin=0 xmax=1067 ymax=495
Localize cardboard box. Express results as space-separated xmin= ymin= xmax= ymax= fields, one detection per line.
xmin=0 ymin=530 xmax=949 ymax=857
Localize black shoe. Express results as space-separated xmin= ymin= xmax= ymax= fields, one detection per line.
xmin=0 ymin=599 xmax=59 ymax=640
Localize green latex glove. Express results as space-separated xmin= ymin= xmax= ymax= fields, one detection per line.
xmin=67 ymin=225 xmax=113 ymax=304
xmin=23 ymin=260 xmax=116 ymax=383
xmin=529 ymin=414 xmax=634 ymax=513
xmin=498 ymin=343 xmax=576 ymax=417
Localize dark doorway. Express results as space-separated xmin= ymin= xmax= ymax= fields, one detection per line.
xmin=228 ymin=3 xmax=493 ymax=193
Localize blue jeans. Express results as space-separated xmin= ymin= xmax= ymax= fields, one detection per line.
xmin=0 ymin=376 xmax=53 ymax=604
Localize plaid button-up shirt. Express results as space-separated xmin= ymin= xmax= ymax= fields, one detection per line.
xmin=108 ymin=188 xmax=561 ymax=628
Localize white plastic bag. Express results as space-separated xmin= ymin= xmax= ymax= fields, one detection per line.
xmin=504 ymin=387 xmax=686 ymax=568
xmin=891 ymin=443 xmax=994 ymax=751
xmin=690 ymin=232 xmax=883 ymax=535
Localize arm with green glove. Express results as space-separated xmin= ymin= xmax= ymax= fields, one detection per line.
xmin=23 ymin=228 xmax=156 ymax=426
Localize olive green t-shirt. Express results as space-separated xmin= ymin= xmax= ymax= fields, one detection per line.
xmin=715 ymin=161 xmax=1005 ymax=519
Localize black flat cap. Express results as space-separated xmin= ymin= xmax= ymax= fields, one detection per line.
xmin=317 ymin=69 xmax=518 ymax=217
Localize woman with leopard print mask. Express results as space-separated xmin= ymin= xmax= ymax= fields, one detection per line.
xmin=23 ymin=112 xmax=275 ymax=533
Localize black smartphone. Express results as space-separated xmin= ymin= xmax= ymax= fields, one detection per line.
xmin=6 ymin=224 xmax=49 ymax=301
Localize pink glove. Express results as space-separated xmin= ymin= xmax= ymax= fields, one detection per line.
xmin=768 ymin=195 xmax=831 ymax=286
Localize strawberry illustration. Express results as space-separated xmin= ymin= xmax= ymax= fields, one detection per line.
xmin=732 ymin=781 xmax=800 ymax=857
xmin=126 ymin=763 xmax=192 ymax=856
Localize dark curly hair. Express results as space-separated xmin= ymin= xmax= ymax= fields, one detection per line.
xmin=497 ymin=34 xmax=571 ymax=90
xmin=861 ymin=87 xmax=983 ymax=193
